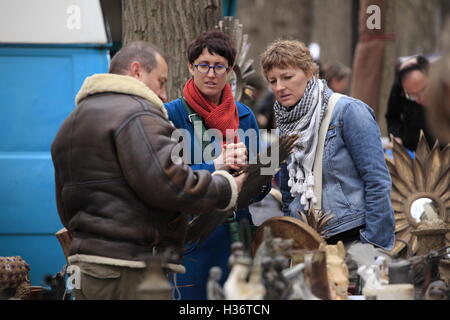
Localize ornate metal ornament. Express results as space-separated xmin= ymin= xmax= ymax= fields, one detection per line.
xmin=386 ymin=132 xmax=450 ymax=256
xmin=216 ymin=16 xmax=255 ymax=102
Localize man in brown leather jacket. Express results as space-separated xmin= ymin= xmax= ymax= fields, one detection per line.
xmin=51 ymin=42 xmax=244 ymax=300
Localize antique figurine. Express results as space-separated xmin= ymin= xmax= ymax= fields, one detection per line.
xmin=319 ymin=241 xmax=349 ymax=300
xmin=207 ymin=266 xmax=225 ymax=300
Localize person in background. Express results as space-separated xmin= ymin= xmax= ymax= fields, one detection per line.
xmin=165 ymin=30 xmax=269 ymax=300
xmin=320 ymin=61 xmax=351 ymax=95
xmin=260 ymin=39 xmax=394 ymax=250
xmin=254 ymin=89 xmax=277 ymax=130
xmin=423 ymin=54 xmax=450 ymax=145
xmin=385 ymin=55 xmax=436 ymax=152
xmin=51 ymin=41 xmax=245 ymax=300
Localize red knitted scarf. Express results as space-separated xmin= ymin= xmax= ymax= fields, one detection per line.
xmin=183 ymin=78 xmax=239 ymax=143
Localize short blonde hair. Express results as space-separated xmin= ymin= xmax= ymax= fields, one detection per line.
xmin=260 ymin=40 xmax=319 ymax=79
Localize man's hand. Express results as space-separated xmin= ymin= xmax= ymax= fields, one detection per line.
xmin=214 ymin=142 xmax=248 ymax=172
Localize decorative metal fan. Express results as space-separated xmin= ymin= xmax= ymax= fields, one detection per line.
xmin=297 ymin=208 xmax=334 ymax=238
xmin=386 ymin=132 xmax=450 ymax=256
xmin=216 ymin=16 xmax=255 ymax=102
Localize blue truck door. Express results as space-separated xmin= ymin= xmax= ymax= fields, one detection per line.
xmin=0 ymin=0 xmax=110 ymax=286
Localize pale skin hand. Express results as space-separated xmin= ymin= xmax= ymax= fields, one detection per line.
xmin=214 ymin=142 xmax=248 ymax=172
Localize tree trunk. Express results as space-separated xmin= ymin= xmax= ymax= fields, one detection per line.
xmin=310 ymin=0 xmax=354 ymax=68
xmin=350 ymin=0 xmax=396 ymax=136
xmin=394 ymin=0 xmax=441 ymax=57
xmin=378 ymin=0 xmax=396 ymax=136
xmin=122 ymin=0 xmax=223 ymax=100
xmin=237 ymin=0 xmax=312 ymax=75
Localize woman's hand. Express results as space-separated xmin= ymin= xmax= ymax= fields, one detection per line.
xmin=214 ymin=142 xmax=248 ymax=172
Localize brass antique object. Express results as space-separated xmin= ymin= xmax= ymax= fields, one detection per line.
xmin=251 ymin=216 xmax=326 ymax=256
xmin=216 ymin=16 xmax=254 ymax=102
xmin=386 ymin=132 xmax=450 ymax=256
xmin=297 ymin=207 xmax=335 ymax=238
xmin=319 ymin=241 xmax=349 ymax=300
xmin=136 ymin=256 xmax=172 ymax=300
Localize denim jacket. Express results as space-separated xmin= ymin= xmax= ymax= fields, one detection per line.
xmin=280 ymin=90 xmax=395 ymax=250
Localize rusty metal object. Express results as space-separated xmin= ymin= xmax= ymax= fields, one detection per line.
xmin=136 ymin=256 xmax=172 ymax=300
xmin=411 ymin=229 xmax=450 ymax=256
xmin=0 ymin=256 xmax=30 ymax=299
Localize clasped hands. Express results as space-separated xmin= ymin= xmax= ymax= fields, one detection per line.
xmin=213 ymin=142 xmax=248 ymax=193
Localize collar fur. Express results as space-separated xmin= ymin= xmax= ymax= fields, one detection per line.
xmin=75 ymin=73 xmax=168 ymax=119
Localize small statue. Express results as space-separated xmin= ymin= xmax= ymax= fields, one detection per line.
xmin=223 ymin=256 xmax=265 ymax=300
xmin=261 ymin=255 xmax=291 ymax=300
xmin=319 ymin=241 xmax=349 ymax=300
xmin=228 ymin=242 xmax=245 ymax=267
xmin=347 ymin=242 xmax=392 ymax=298
xmin=137 ymin=250 xmax=177 ymax=300
xmin=374 ymin=256 xmax=389 ymax=285
xmin=424 ymin=280 xmax=449 ymax=300
xmin=358 ymin=265 xmax=382 ymax=292
xmin=417 ymin=202 xmax=446 ymax=230
xmin=253 ymin=227 xmax=293 ymax=266
xmin=252 ymin=227 xmax=293 ymax=299
xmin=207 ymin=267 xmax=225 ymax=300
xmin=283 ymin=263 xmax=319 ymax=300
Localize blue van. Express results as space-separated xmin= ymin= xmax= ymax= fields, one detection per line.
xmin=0 ymin=0 xmax=110 ymax=286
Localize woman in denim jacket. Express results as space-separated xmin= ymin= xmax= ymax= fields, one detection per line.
xmin=260 ymin=40 xmax=395 ymax=250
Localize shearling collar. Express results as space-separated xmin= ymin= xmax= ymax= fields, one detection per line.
xmin=75 ymin=73 xmax=168 ymax=119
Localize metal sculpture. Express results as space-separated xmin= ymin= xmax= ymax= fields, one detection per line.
xmin=386 ymin=131 xmax=450 ymax=256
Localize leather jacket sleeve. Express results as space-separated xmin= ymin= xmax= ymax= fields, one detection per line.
xmin=54 ymin=171 xmax=68 ymax=228
xmin=114 ymin=109 xmax=237 ymax=214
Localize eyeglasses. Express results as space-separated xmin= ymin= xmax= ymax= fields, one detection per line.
xmin=194 ymin=63 xmax=229 ymax=75
xmin=404 ymin=86 xmax=426 ymax=102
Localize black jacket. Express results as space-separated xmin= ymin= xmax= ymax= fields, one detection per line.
xmin=385 ymin=79 xmax=435 ymax=150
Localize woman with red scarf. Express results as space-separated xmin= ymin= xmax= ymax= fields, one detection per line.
xmin=165 ymin=30 xmax=269 ymax=300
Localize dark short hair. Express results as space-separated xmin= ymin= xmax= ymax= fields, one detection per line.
xmin=398 ymin=55 xmax=430 ymax=83
xmin=187 ymin=30 xmax=236 ymax=67
xmin=109 ymin=41 xmax=165 ymax=75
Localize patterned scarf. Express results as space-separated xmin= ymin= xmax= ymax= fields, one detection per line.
xmin=183 ymin=78 xmax=239 ymax=143
xmin=274 ymin=77 xmax=331 ymax=210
